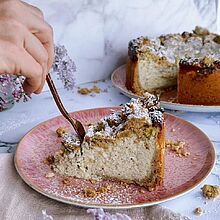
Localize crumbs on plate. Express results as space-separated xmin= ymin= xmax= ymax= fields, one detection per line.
xmin=83 ymin=184 xmax=112 ymax=198
xmin=165 ymin=140 xmax=190 ymax=157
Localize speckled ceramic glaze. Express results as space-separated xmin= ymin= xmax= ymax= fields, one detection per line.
xmin=111 ymin=65 xmax=220 ymax=112
xmin=14 ymin=108 xmax=215 ymax=209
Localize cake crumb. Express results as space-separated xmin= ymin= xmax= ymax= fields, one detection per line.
xmin=83 ymin=188 xmax=98 ymax=198
xmin=201 ymin=185 xmax=220 ymax=199
xmin=83 ymin=185 xmax=112 ymax=197
xmin=56 ymin=127 xmax=67 ymax=137
xmin=166 ymin=140 xmax=190 ymax=157
xmin=90 ymin=179 xmax=97 ymax=184
xmin=148 ymin=187 xmax=155 ymax=192
xmin=194 ymin=207 xmax=203 ymax=216
xmin=44 ymin=155 xmax=54 ymax=165
xmin=120 ymin=181 xmax=129 ymax=188
xmin=78 ymin=88 xmax=91 ymax=95
xmin=62 ymin=177 xmax=71 ymax=185
xmin=78 ymin=86 xmax=101 ymax=95
xmin=45 ymin=172 xmax=55 ymax=178
xmin=98 ymin=186 xmax=108 ymax=194
xmin=91 ymin=85 xmax=101 ymax=94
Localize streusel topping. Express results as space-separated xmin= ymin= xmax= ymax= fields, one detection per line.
xmin=128 ymin=26 xmax=220 ymax=65
xmin=86 ymin=95 xmax=163 ymax=138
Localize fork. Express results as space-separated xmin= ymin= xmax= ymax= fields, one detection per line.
xmin=46 ymin=73 xmax=85 ymax=142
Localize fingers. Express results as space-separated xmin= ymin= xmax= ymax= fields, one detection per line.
xmin=21 ymin=1 xmax=44 ymax=19
xmin=18 ymin=5 xmax=54 ymax=70
xmin=31 ymin=17 xmax=54 ymax=70
xmin=0 ymin=40 xmax=43 ymax=95
xmin=24 ymin=31 xmax=48 ymax=93
xmin=0 ymin=1 xmax=55 ymax=95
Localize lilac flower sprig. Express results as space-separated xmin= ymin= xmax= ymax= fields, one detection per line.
xmin=52 ymin=45 xmax=76 ymax=91
xmin=87 ymin=208 xmax=132 ymax=220
xmin=0 ymin=45 xmax=76 ymax=111
xmin=0 ymin=74 xmax=29 ymax=111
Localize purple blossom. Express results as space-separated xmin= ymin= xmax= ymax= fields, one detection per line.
xmin=87 ymin=209 xmax=132 ymax=220
xmin=52 ymin=45 xmax=76 ymax=91
xmin=0 ymin=45 xmax=76 ymax=111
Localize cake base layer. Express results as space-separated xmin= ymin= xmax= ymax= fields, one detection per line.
xmin=54 ymin=120 xmax=165 ymax=190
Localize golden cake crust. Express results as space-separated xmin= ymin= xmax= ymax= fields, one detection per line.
xmin=178 ymin=58 xmax=220 ymax=105
xmin=126 ymin=58 xmax=142 ymax=95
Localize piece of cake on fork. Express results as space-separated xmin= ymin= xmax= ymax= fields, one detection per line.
xmin=53 ymin=95 xmax=165 ymax=190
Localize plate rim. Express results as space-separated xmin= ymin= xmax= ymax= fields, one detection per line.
xmin=14 ymin=108 xmax=216 ymax=209
xmin=111 ymin=64 xmax=220 ymax=112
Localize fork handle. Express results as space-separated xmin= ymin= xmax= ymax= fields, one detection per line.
xmin=46 ymin=73 xmax=78 ymax=132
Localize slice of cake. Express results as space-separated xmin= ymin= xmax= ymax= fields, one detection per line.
xmin=53 ymin=96 xmax=165 ymax=190
xmin=178 ymin=57 xmax=220 ymax=105
xmin=126 ymin=26 xmax=220 ymax=96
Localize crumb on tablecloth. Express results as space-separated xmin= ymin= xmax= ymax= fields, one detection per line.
xmin=194 ymin=207 xmax=203 ymax=216
xmin=78 ymin=85 xmax=101 ymax=95
xmin=201 ymin=184 xmax=220 ymax=199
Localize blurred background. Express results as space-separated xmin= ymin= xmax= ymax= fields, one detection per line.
xmin=26 ymin=0 xmax=220 ymax=86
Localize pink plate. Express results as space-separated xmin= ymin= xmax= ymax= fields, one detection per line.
xmin=111 ymin=64 xmax=220 ymax=112
xmin=15 ymin=108 xmax=215 ymax=209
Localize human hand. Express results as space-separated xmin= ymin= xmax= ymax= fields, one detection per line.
xmin=0 ymin=0 xmax=54 ymax=95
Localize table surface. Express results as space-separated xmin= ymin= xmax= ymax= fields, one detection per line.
xmin=1 ymin=79 xmax=220 ymax=220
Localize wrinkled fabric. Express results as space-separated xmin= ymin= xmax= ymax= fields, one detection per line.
xmin=0 ymin=154 xmax=191 ymax=220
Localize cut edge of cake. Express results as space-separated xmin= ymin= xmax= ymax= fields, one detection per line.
xmin=126 ymin=26 xmax=220 ymax=96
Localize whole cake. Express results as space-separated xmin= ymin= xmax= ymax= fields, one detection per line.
xmin=126 ymin=26 xmax=220 ymax=105
xmin=53 ymin=96 xmax=165 ymax=190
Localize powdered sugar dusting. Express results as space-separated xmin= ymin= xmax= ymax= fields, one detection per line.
xmin=86 ymin=95 xmax=163 ymax=138
xmin=129 ymin=26 xmax=220 ymax=64
xmin=62 ymin=133 xmax=81 ymax=147
xmin=15 ymin=108 xmax=215 ymax=208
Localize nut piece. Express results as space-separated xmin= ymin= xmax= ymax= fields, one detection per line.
xmin=165 ymin=140 xmax=190 ymax=157
xmin=56 ymin=127 xmax=67 ymax=137
xmin=83 ymin=188 xmax=97 ymax=198
xmin=194 ymin=207 xmax=203 ymax=216
xmin=201 ymin=184 xmax=220 ymax=199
